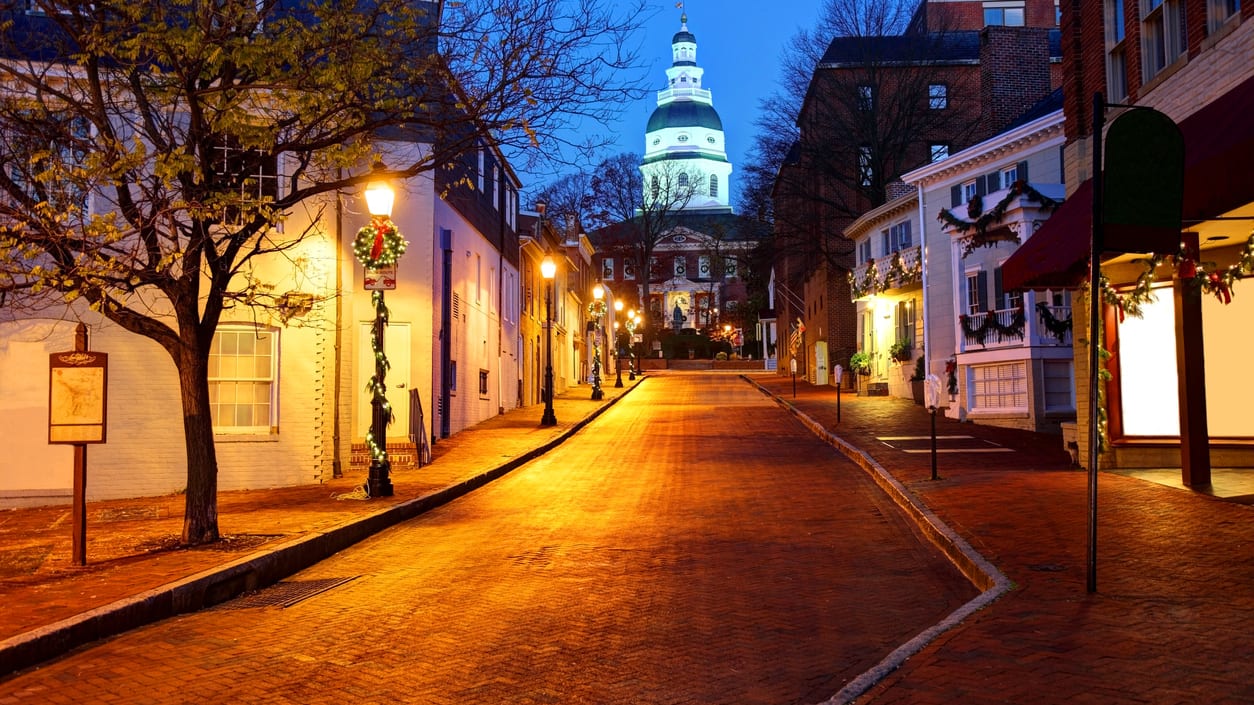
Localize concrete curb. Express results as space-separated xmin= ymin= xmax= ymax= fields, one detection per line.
xmin=740 ymin=376 xmax=1013 ymax=705
xmin=0 ymin=380 xmax=644 ymax=678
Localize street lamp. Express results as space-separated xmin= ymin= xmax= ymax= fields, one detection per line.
xmin=626 ymin=310 xmax=640 ymax=380
xmin=354 ymin=167 xmax=405 ymax=498
xmin=590 ymin=283 xmax=605 ymax=400
xmin=613 ymin=299 xmax=625 ymax=388
xmin=540 ymin=251 xmax=558 ymax=426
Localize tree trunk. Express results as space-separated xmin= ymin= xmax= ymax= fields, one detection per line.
xmin=176 ymin=349 xmax=220 ymax=545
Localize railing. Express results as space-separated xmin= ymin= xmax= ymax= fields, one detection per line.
xmin=850 ymin=245 xmax=922 ymax=297
xmin=1035 ymin=304 xmax=1072 ymax=346
xmin=960 ymin=302 xmax=1073 ymax=351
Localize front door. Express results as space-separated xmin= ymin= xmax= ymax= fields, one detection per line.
xmin=814 ymin=341 xmax=829 ymax=386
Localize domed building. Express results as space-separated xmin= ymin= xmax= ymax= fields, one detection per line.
xmin=641 ymin=12 xmax=733 ymax=213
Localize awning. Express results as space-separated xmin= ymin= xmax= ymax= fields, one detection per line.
xmin=1001 ymin=73 xmax=1254 ymax=290
xmin=1001 ymin=178 xmax=1093 ymax=290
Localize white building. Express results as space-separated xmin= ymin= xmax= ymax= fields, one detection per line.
xmin=902 ymin=97 xmax=1075 ymax=432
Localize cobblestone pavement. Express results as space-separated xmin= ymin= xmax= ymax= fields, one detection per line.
xmin=0 ymin=374 xmax=974 ymax=704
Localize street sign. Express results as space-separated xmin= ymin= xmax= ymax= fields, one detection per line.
xmin=364 ymin=264 xmax=397 ymax=290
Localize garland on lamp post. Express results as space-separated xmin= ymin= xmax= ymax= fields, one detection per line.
xmin=363 ymin=290 xmax=392 ymax=463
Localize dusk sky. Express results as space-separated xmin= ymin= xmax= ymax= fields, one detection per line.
xmin=541 ymin=0 xmax=826 ymax=205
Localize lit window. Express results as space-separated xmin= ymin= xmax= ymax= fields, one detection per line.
xmin=699 ymin=255 xmax=711 ymax=277
xmin=1141 ymin=0 xmax=1185 ymax=80
xmin=674 ymin=256 xmax=686 ymax=277
xmin=209 ymin=326 xmax=277 ymax=434
xmin=623 ymin=259 xmax=636 ymax=281
xmin=602 ymin=258 xmax=614 ymax=280
xmin=928 ymin=84 xmax=948 ymax=109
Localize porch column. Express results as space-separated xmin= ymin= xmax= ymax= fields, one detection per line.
xmin=1175 ymin=232 xmax=1210 ymax=486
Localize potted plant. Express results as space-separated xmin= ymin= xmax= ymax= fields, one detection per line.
xmin=889 ymin=339 xmax=912 ymax=363
xmin=909 ymin=355 xmax=926 ymax=405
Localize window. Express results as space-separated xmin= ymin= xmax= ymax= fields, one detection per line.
xmin=928 ymin=84 xmax=948 ymax=109
xmin=479 ymin=369 xmax=490 ymax=398
xmin=623 ymin=258 xmax=636 ymax=280
xmin=699 ymin=255 xmax=711 ymax=277
xmin=1141 ymin=0 xmax=1184 ymax=80
xmin=965 ymin=272 xmax=987 ymax=315
xmin=983 ymin=2 xmax=1026 ymax=25
xmin=208 ymin=326 xmax=276 ymax=434
xmin=1043 ymin=360 xmax=1074 ymax=411
xmin=962 ymin=180 xmax=979 ymax=202
xmin=881 ymin=229 xmax=891 ymax=256
xmin=896 ymin=300 xmax=916 ymax=348
xmin=476 ymin=148 xmax=484 ymax=193
xmin=677 ymin=134 xmax=689 ymax=142
xmin=725 ymin=260 xmax=737 ymax=279
xmin=859 ymin=239 xmax=873 ymax=265
xmin=678 ymin=172 xmax=689 ymax=188
xmin=930 ymin=144 xmax=950 ymax=162
xmin=212 ymin=136 xmax=278 ymax=224
xmin=650 ymin=176 xmax=659 ymax=199
xmin=1001 ymin=165 xmax=1019 ymax=189
xmin=709 ymin=174 xmax=719 ymax=198
xmin=857 ymin=84 xmax=874 ymax=111
xmin=857 ymin=145 xmax=873 ymax=187
xmin=674 ymin=256 xmax=686 ymax=277
xmin=890 ymin=220 xmax=912 ymax=251
xmin=602 ymin=258 xmax=614 ymax=280
xmin=449 ymin=360 xmax=457 ymax=394
xmin=475 ymin=253 xmax=482 ymax=303
xmin=649 ymin=256 xmax=660 ymax=278
xmin=1208 ymin=0 xmax=1240 ymax=34
xmin=969 ymin=362 xmax=1028 ymax=410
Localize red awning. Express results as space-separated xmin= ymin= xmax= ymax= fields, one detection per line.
xmin=1001 ymin=178 xmax=1093 ymax=290
xmin=1002 ymin=73 xmax=1254 ymax=290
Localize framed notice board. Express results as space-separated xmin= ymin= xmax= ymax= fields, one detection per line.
xmin=49 ymin=350 xmax=108 ymax=444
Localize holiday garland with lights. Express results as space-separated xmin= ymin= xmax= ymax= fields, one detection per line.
xmin=847 ymin=251 xmax=923 ymax=299
xmin=938 ymin=180 xmax=1059 ymax=258
xmin=353 ymin=215 xmax=407 ymax=466
xmin=363 ymin=290 xmax=393 ymax=463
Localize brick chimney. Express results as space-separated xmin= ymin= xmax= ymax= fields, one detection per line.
xmin=978 ymin=26 xmax=1052 ymax=140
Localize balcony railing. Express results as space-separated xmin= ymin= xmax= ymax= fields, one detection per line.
xmin=959 ymin=301 xmax=1073 ymax=351
xmin=850 ymin=245 xmax=922 ymax=298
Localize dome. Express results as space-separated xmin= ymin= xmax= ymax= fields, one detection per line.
xmin=646 ymin=101 xmax=724 ymax=133
xmin=672 ymin=29 xmax=695 ymax=44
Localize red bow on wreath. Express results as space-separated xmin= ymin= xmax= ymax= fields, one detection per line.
xmin=370 ymin=216 xmax=387 ymax=262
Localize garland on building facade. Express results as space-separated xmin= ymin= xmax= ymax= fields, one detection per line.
xmin=1035 ymin=301 xmax=1073 ymax=341
xmin=847 ymin=250 xmax=923 ymax=299
xmin=938 ymin=180 xmax=1060 ymax=258
xmin=958 ymin=306 xmax=1026 ymax=345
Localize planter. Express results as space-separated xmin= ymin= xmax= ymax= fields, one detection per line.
xmin=911 ymin=379 xmax=925 ymax=405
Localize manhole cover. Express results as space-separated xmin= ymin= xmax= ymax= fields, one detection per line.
xmin=216 ymin=576 xmax=358 ymax=610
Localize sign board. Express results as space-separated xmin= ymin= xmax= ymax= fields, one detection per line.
xmin=1103 ymin=108 xmax=1184 ymax=254
xmin=49 ymin=351 xmax=108 ymax=444
xmin=364 ymin=264 xmax=397 ymax=291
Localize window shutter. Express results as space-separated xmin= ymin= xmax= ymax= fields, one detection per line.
xmin=951 ymin=185 xmax=961 ymax=207
xmin=986 ymin=172 xmax=1000 ymax=193
xmin=1017 ymin=161 xmax=1029 ymax=183
xmin=976 ymin=271 xmax=989 ymax=313
xmin=993 ymin=268 xmax=1004 ymax=310
xmin=975 ymin=177 xmax=986 ymax=197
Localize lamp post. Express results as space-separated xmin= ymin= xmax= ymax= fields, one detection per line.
xmin=613 ymin=299 xmax=625 ymax=388
xmin=626 ymin=311 xmax=640 ymax=380
xmin=590 ymin=283 xmax=605 ymax=400
xmin=540 ymin=252 xmax=558 ymax=426
xmin=356 ymin=169 xmax=403 ymax=499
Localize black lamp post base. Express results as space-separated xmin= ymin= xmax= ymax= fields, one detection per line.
xmin=368 ymin=461 xmax=394 ymax=497
xmin=540 ymin=411 xmax=557 ymax=426
xmin=591 ymin=388 xmax=604 ymax=400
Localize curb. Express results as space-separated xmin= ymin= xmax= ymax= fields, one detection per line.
xmin=740 ymin=376 xmax=1013 ymax=705
xmin=0 ymin=380 xmax=644 ymax=678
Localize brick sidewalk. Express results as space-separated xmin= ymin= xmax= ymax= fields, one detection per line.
xmin=746 ymin=373 xmax=1254 ymax=704
xmin=0 ymin=380 xmax=641 ymax=646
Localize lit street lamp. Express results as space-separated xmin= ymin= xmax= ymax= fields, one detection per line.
xmin=354 ymin=167 xmax=405 ymax=498
xmin=540 ymin=248 xmax=558 ymax=427
xmin=590 ymin=283 xmax=605 ymax=400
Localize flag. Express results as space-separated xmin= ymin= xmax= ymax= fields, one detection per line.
xmin=675 ymin=2 xmax=683 ymax=7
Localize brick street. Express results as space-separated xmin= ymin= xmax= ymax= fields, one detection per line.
xmin=0 ymin=374 xmax=974 ymax=704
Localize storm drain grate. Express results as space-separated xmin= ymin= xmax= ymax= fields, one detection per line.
xmin=215 ymin=576 xmax=359 ymax=610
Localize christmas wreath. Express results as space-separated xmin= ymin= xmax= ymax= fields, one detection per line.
xmin=353 ymin=217 xmax=407 ymax=269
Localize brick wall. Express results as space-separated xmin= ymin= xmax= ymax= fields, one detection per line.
xmin=978 ymin=26 xmax=1054 ymax=140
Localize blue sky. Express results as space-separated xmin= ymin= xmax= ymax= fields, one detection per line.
xmin=546 ymin=1 xmax=825 ymax=204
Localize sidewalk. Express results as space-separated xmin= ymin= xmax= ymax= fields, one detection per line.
xmin=745 ymin=374 xmax=1254 ymax=704
xmin=0 ymin=378 xmax=644 ymax=677
xmin=5 ymin=372 xmax=1254 ymax=703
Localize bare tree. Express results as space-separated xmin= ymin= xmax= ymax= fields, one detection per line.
xmin=744 ymin=0 xmax=976 ymax=270
xmin=0 ymin=0 xmax=649 ymax=545
xmin=584 ymin=152 xmax=702 ymax=335
xmin=532 ymin=170 xmax=594 ymax=239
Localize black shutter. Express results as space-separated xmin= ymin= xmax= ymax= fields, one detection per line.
xmin=976 ymin=271 xmax=989 ymax=313
xmin=993 ymin=268 xmax=1004 ymax=311
xmin=986 ymin=172 xmax=1000 ymax=193
xmin=975 ymin=177 xmax=987 ymax=197
xmin=1017 ymin=160 xmax=1029 ymax=183
xmin=951 ymin=185 xmax=962 ymax=207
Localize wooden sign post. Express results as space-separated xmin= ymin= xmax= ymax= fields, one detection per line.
xmin=49 ymin=322 xmax=108 ymax=566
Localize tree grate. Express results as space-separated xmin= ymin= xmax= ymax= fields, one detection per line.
xmin=215 ymin=576 xmax=358 ymax=610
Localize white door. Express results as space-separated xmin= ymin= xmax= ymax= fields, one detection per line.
xmin=356 ymin=321 xmax=411 ymax=440
xmin=814 ymin=341 xmax=829 ymax=386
